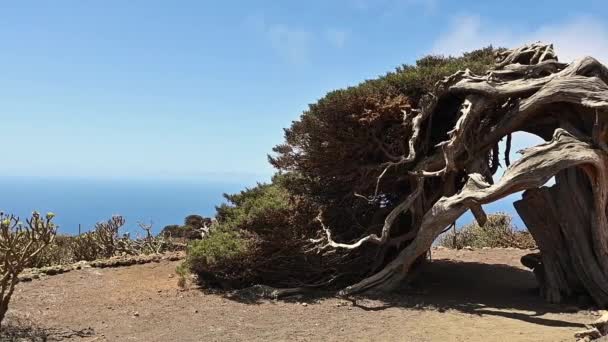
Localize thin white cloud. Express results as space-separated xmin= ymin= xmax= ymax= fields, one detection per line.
xmin=267 ymin=25 xmax=312 ymax=64
xmin=431 ymin=14 xmax=608 ymax=64
xmin=245 ymin=13 xmax=312 ymax=64
xmin=325 ymin=28 xmax=348 ymax=48
xmin=400 ymin=0 xmax=438 ymax=13
xmin=351 ymin=0 xmax=438 ymax=14
xmin=430 ymin=16 xmax=607 ymax=181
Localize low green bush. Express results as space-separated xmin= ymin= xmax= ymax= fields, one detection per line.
xmin=181 ymin=175 xmax=330 ymax=289
xmin=160 ymin=224 xmax=201 ymax=240
xmin=438 ymin=213 xmax=536 ymax=249
xmin=182 ymin=229 xmax=254 ymax=288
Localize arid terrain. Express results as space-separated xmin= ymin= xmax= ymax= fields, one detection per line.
xmin=6 ymin=248 xmax=602 ymax=342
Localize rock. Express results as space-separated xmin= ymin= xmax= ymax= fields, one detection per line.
xmin=574 ymin=328 xmax=601 ymax=341
xmin=463 ymin=246 xmax=474 ymax=251
xmin=133 ymin=312 xmax=140 ymax=317
xmin=302 ymin=303 xmax=308 ymax=307
xmin=18 ymin=274 xmax=33 ymax=282
xmin=590 ymin=310 xmax=608 ymax=335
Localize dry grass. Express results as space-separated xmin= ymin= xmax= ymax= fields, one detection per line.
xmin=437 ymin=213 xmax=536 ymax=249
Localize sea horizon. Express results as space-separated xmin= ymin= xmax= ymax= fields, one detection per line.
xmin=0 ymin=176 xmax=527 ymax=237
xmin=0 ymin=176 xmax=267 ymax=236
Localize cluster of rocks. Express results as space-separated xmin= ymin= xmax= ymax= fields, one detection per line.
xmin=18 ymin=251 xmax=185 ymax=282
xmin=576 ymin=311 xmax=608 ymax=341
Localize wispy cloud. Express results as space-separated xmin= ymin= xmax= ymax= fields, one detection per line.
xmin=267 ymin=25 xmax=312 ymax=64
xmin=245 ymin=13 xmax=312 ymax=64
xmin=431 ymin=14 xmax=608 ymax=63
xmin=245 ymin=14 xmax=351 ymax=64
xmin=352 ymin=0 xmax=439 ymax=14
xmin=325 ymin=28 xmax=348 ymax=49
xmin=430 ymin=14 xmax=608 ymax=179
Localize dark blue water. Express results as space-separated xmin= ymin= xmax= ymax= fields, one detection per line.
xmin=0 ymin=177 xmax=526 ymax=236
xmin=0 ymin=177 xmax=255 ymax=235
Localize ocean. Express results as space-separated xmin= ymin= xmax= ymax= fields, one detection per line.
xmin=0 ymin=177 xmax=254 ymax=236
xmin=0 ymin=177 xmax=526 ymax=236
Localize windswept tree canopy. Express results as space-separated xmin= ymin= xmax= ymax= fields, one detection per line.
xmin=270 ymin=47 xmax=499 ymax=243
xmin=286 ymin=42 xmax=608 ymax=307
xmin=190 ymin=42 xmax=608 ymax=309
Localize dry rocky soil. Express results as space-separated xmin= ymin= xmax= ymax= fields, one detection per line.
xmin=6 ymin=248 xmax=604 ymax=341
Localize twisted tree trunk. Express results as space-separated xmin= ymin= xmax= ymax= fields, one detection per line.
xmin=515 ymin=168 xmax=608 ymax=306
xmin=314 ymin=43 xmax=608 ymax=306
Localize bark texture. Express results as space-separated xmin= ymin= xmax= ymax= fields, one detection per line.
xmin=313 ymin=42 xmax=608 ymax=306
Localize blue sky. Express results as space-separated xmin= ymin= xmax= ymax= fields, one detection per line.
xmin=1 ymin=0 xmax=607 ymax=183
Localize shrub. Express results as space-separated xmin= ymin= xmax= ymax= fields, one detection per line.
xmin=71 ymin=232 xmax=103 ymax=261
xmin=0 ymin=211 xmax=57 ymax=327
xmin=437 ymin=213 xmax=536 ymax=249
xmin=182 ymin=175 xmax=352 ymax=288
xmin=183 ymin=229 xmax=253 ymax=288
xmin=29 ymin=216 xmax=181 ymax=267
xmin=184 ymin=215 xmax=212 ymax=229
xmin=160 ymin=224 xmax=202 ymax=240
xmin=28 ymin=234 xmax=76 ymax=268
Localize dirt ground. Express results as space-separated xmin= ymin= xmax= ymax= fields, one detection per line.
xmin=7 ymin=248 xmax=602 ymax=342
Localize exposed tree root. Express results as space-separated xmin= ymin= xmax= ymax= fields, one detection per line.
xmin=311 ymin=42 xmax=608 ymax=306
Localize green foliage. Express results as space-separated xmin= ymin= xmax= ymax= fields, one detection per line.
xmin=215 ymin=177 xmax=293 ymax=233
xmin=184 ymin=215 xmax=211 ymax=229
xmin=188 ymin=230 xmax=250 ymax=266
xmin=160 ymin=224 xmax=201 ymax=240
xmin=270 ymin=47 xmax=501 ymax=244
xmin=184 ymin=229 xmax=253 ymax=284
xmin=438 ymin=213 xmax=536 ymax=249
xmin=183 ymin=48 xmax=506 ymax=290
xmin=182 ymin=175 xmax=334 ymax=288
xmin=160 ymin=215 xmax=213 ymax=240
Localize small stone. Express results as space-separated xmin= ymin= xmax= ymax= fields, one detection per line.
xmin=194 ymin=309 xmax=199 ymax=313
xmin=463 ymin=246 xmax=474 ymax=251
xmin=574 ymin=327 xmax=601 ymax=340
xmin=133 ymin=311 xmax=140 ymax=317
xmin=302 ymin=303 xmax=308 ymax=307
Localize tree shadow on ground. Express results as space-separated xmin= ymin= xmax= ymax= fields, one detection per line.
xmin=346 ymin=259 xmax=589 ymax=328
xmin=220 ymin=258 xmax=590 ymax=329
xmin=0 ymin=315 xmax=95 ymax=342
xmin=0 ymin=316 xmax=50 ymax=341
